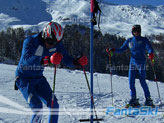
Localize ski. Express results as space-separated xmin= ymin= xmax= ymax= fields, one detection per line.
xmin=125 ymin=104 xmax=141 ymax=109
xmin=79 ymin=118 xmax=103 ymax=122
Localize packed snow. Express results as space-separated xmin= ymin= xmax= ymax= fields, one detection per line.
xmin=0 ymin=0 xmax=164 ymax=122
xmin=0 ymin=0 xmax=164 ymax=38
xmin=0 ymin=64 xmax=164 ymax=123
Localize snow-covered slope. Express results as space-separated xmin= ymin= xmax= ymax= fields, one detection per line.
xmin=0 ymin=0 xmax=52 ymax=31
xmin=104 ymin=0 xmax=164 ymax=6
xmin=0 ymin=0 xmax=164 ymax=38
xmin=0 ymin=64 xmax=164 ymax=123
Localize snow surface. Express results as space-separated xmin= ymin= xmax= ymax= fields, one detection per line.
xmin=0 ymin=0 xmax=164 ymax=38
xmin=104 ymin=0 xmax=164 ymax=6
xmin=0 ymin=64 xmax=164 ymax=123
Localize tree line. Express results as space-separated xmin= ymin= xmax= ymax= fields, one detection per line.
xmin=0 ymin=25 xmax=164 ymax=82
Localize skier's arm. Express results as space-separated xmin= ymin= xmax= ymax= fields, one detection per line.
xmin=22 ymin=38 xmax=43 ymax=65
xmin=145 ymin=38 xmax=154 ymax=54
xmin=115 ymin=39 xmax=129 ymax=53
xmin=56 ymin=42 xmax=74 ymax=67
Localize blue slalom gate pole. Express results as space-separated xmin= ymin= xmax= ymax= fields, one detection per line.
xmin=90 ymin=0 xmax=94 ymax=123
xmin=79 ymin=1 xmax=103 ymax=122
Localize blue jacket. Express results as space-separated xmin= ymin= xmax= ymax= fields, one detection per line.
xmin=115 ymin=36 xmax=154 ymax=64
xmin=15 ymin=34 xmax=74 ymax=78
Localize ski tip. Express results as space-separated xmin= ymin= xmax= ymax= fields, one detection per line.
xmin=125 ymin=104 xmax=141 ymax=108
xmin=79 ymin=118 xmax=103 ymax=122
xmin=125 ymin=104 xmax=130 ymax=108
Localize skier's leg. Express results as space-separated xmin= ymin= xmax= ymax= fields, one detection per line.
xmin=16 ymin=78 xmax=43 ymax=123
xmin=138 ymin=64 xmax=151 ymax=98
xmin=31 ymin=109 xmax=42 ymax=123
xmin=138 ymin=65 xmax=154 ymax=106
xmin=36 ymin=77 xmax=59 ymax=123
xmin=129 ymin=64 xmax=137 ymax=99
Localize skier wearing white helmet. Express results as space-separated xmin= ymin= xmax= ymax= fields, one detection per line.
xmin=15 ymin=21 xmax=88 ymax=123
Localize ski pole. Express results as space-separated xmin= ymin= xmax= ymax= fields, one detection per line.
xmin=94 ymin=73 xmax=101 ymax=99
xmin=52 ymin=64 xmax=57 ymax=97
xmin=150 ymin=60 xmax=161 ymax=102
xmin=50 ymin=65 xmax=57 ymax=123
xmin=82 ymin=66 xmax=102 ymax=123
xmin=107 ymin=51 xmax=114 ymax=106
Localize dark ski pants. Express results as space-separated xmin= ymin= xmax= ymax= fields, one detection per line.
xmin=129 ymin=63 xmax=151 ymax=99
xmin=16 ymin=76 xmax=59 ymax=123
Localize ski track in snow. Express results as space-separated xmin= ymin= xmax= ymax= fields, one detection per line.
xmin=0 ymin=64 xmax=164 ymax=123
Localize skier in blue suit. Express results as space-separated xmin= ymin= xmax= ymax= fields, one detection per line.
xmin=15 ymin=22 xmax=88 ymax=123
xmin=107 ymin=25 xmax=155 ymax=107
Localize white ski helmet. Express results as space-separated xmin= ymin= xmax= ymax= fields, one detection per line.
xmin=42 ymin=22 xmax=64 ymax=42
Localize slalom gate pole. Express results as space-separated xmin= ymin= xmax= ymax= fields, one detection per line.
xmin=50 ymin=65 xmax=57 ymax=123
xmin=80 ymin=0 xmax=103 ymax=122
xmin=79 ymin=67 xmax=103 ymax=122
xmin=150 ymin=60 xmax=161 ymax=102
xmin=90 ymin=0 xmax=94 ymax=122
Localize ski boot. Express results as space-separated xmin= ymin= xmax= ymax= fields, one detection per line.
xmin=125 ymin=98 xmax=140 ymax=108
xmin=145 ymin=97 xmax=155 ymax=108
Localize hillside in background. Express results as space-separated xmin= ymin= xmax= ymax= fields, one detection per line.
xmin=0 ymin=25 xmax=164 ymax=82
xmin=0 ymin=0 xmax=163 ymax=38
xmin=104 ymin=0 xmax=164 ymax=6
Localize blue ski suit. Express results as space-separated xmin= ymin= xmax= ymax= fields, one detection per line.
xmin=115 ymin=36 xmax=154 ymax=99
xmin=15 ymin=33 xmax=74 ymax=123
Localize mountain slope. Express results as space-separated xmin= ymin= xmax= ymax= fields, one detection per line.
xmin=0 ymin=64 xmax=164 ymax=122
xmin=103 ymin=0 xmax=164 ymax=6
xmin=0 ymin=0 xmax=164 ymax=38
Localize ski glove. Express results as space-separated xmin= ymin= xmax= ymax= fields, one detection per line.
xmin=50 ymin=53 xmax=63 ymax=65
xmin=148 ymin=53 xmax=154 ymax=62
xmin=42 ymin=56 xmax=50 ymax=66
xmin=74 ymin=56 xmax=88 ymax=67
xmin=106 ymin=48 xmax=115 ymax=57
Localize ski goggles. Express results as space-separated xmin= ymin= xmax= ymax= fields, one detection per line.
xmin=46 ymin=38 xmax=58 ymax=46
xmin=132 ymin=29 xmax=141 ymax=33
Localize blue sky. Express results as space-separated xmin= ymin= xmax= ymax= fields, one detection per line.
xmin=104 ymin=0 xmax=164 ymax=6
